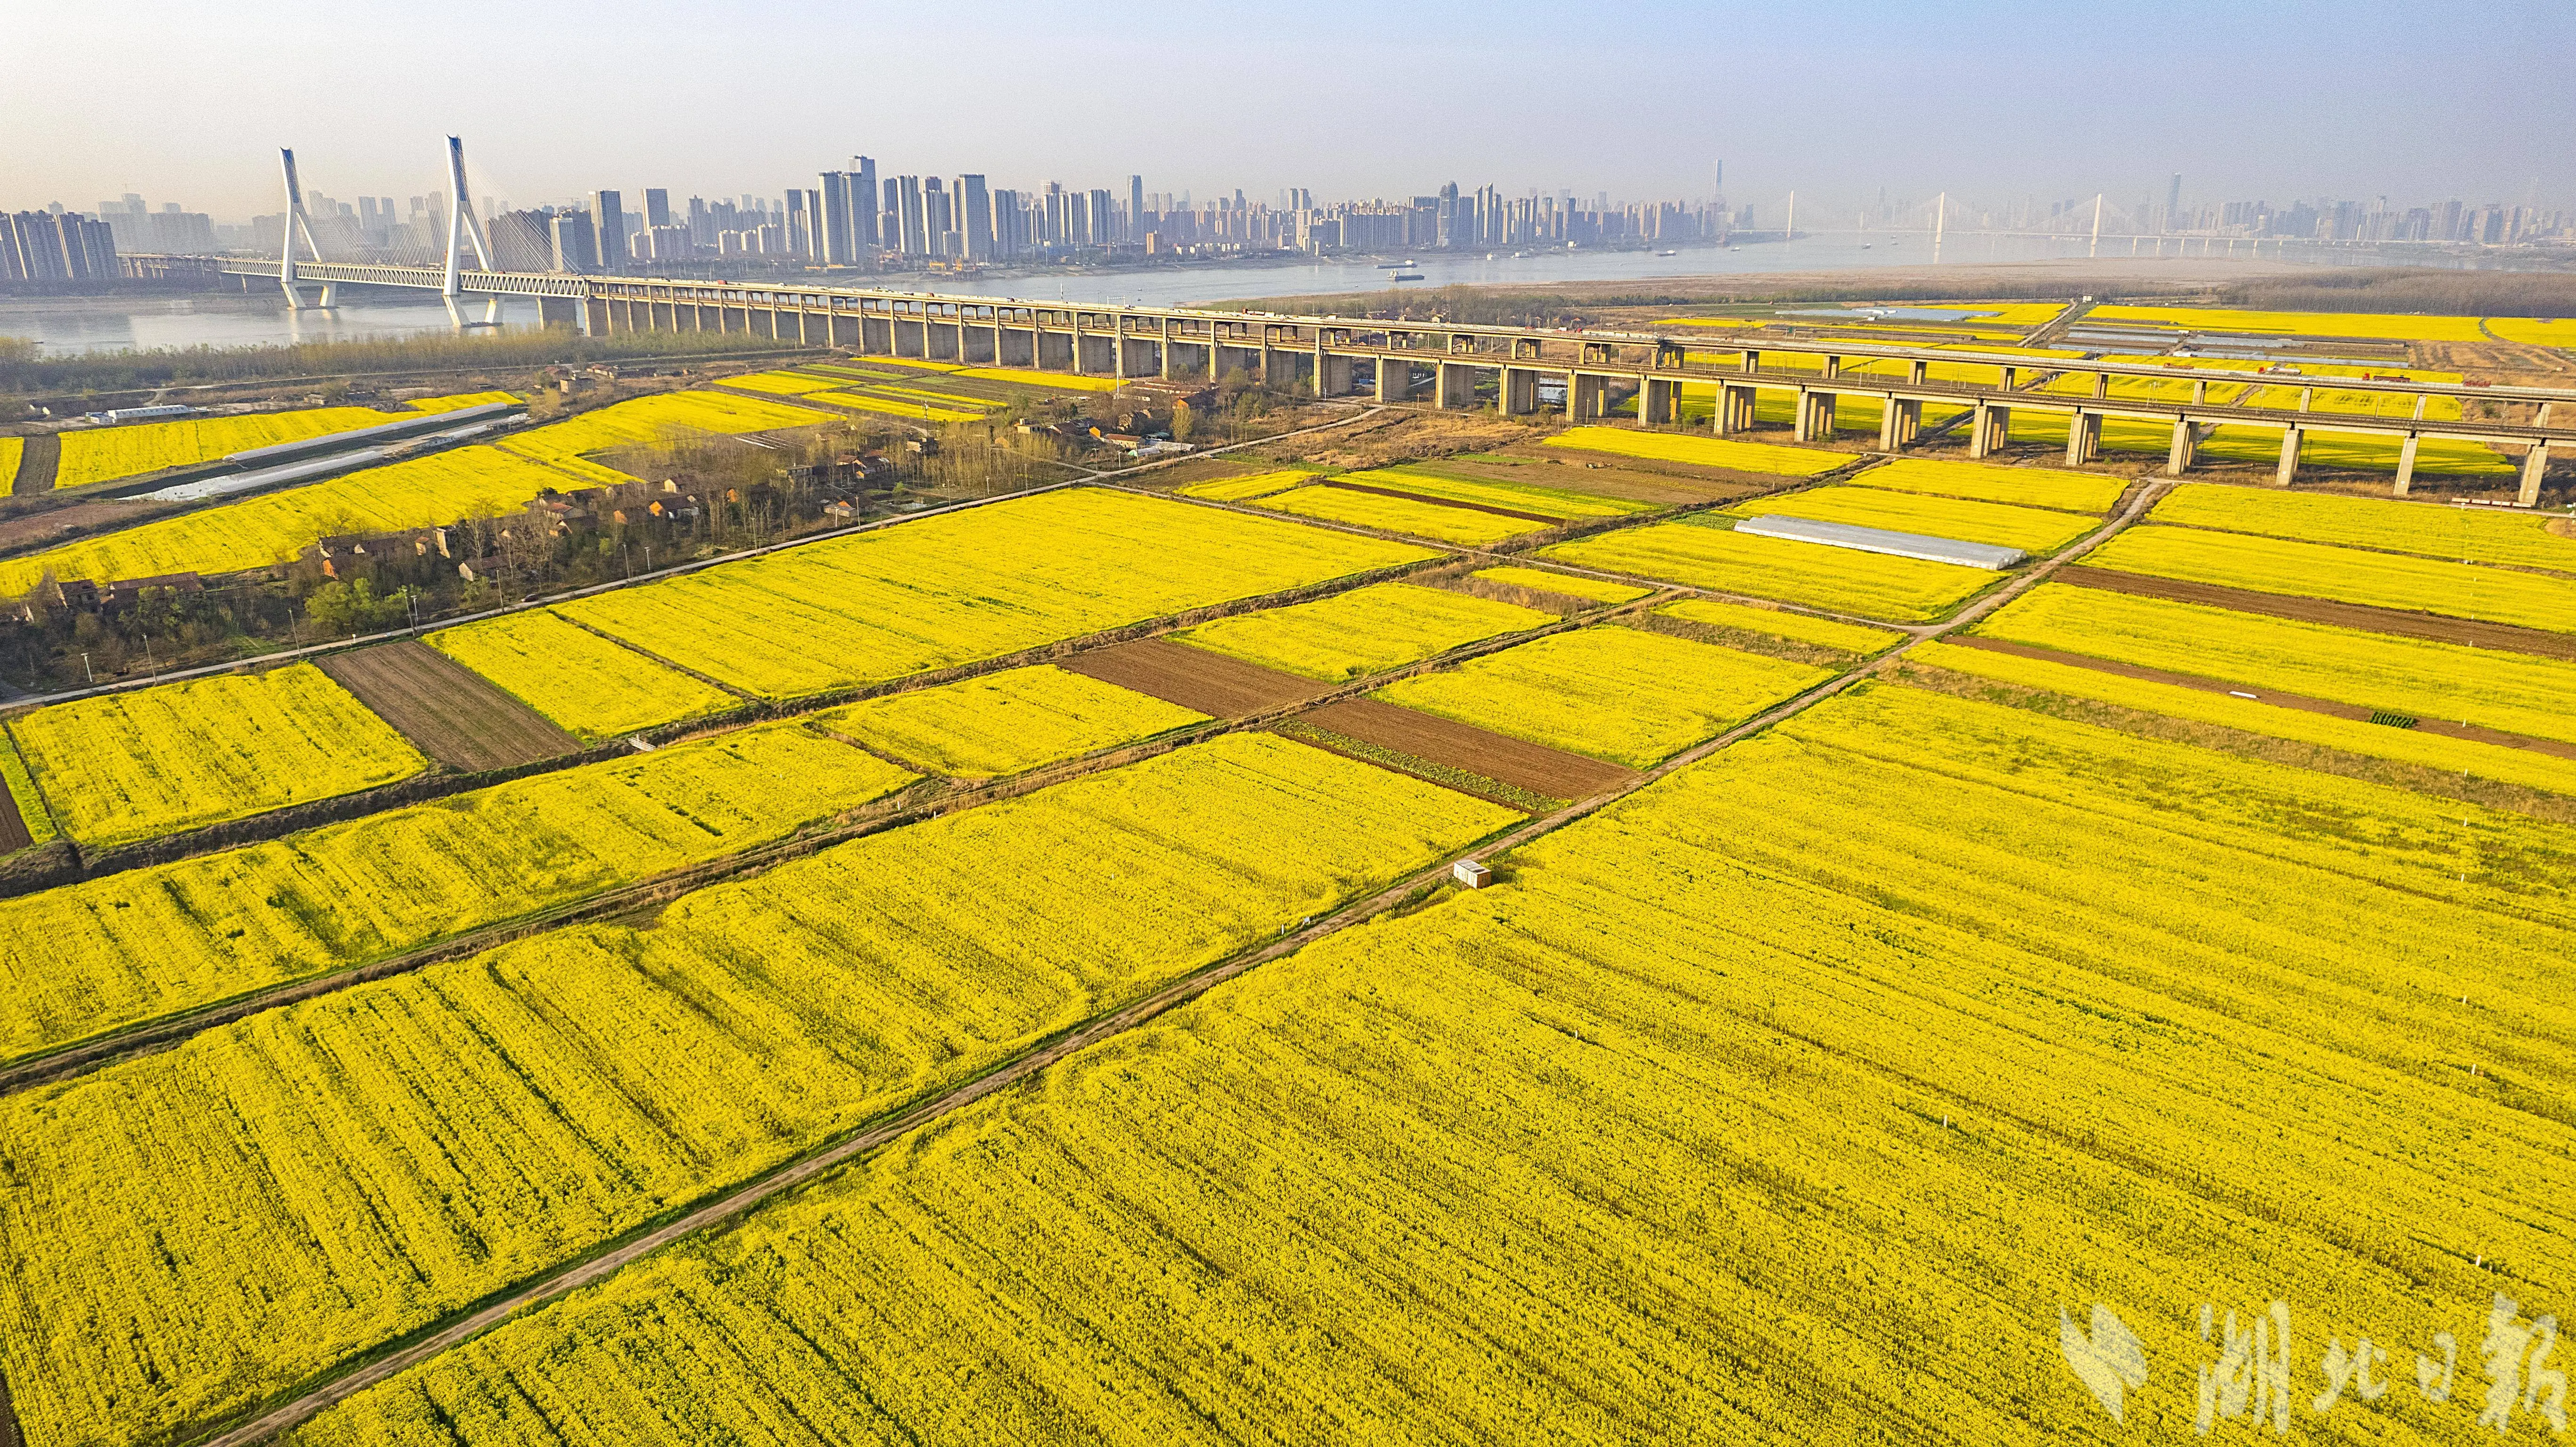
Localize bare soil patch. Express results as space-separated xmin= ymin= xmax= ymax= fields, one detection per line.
xmin=9 ymin=435 xmax=59 ymax=496
xmin=317 ymin=641 xmax=582 ymax=772
xmin=0 ymin=781 xmax=31 ymax=855
xmin=2056 ymin=566 xmax=2576 ymax=661
xmin=0 ymin=498 xmax=146 ymax=554
xmin=1320 ymin=478 xmax=1560 ymax=524
xmin=1940 ymin=635 xmax=2576 ymax=759
xmin=1058 ymin=638 xmax=1327 ymax=718
xmin=1301 ymin=697 xmax=1636 ymax=799
xmin=1426 ymin=451 xmax=1753 ymax=506
xmin=1300 ymin=412 xmax=1540 ymax=471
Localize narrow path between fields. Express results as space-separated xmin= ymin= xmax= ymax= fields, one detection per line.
xmin=199 ymin=472 xmax=2173 ymax=1447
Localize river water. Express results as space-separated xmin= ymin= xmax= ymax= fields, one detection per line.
xmin=1 ymin=232 xmax=2381 ymax=355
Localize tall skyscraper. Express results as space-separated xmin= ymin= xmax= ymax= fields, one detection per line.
xmin=550 ymin=211 xmax=599 ymax=272
xmin=591 ymin=190 xmax=625 ymax=266
xmin=961 ymin=175 xmax=993 ymax=261
xmin=852 ymin=156 xmax=879 ymax=248
xmin=817 ymin=171 xmax=858 ymax=264
xmin=1128 ymin=174 xmax=1145 ymax=241
xmin=2165 ymin=173 xmax=2182 ymax=231
xmin=896 ymin=176 xmax=926 ymax=256
xmin=644 ymin=189 xmax=671 ymax=229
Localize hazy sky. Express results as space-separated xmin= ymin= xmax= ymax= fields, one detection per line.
xmin=11 ymin=0 xmax=2570 ymax=222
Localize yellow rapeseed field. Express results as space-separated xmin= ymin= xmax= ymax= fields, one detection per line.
xmin=0 ymin=719 xmax=913 ymax=1061
xmin=0 ymin=732 xmax=58 ymax=847
xmin=401 ymin=390 xmax=519 ymax=413
xmin=0 ymin=733 xmax=1513 ymax=1447
xmin=858 ymin=356 xmax=1124 ymax=394
xmin=1259 ymin=484 xmax=1550 ymax=545
xmin=284 ymin=684 xmax=2576 ymax=1447
xmin=1175 ymin=468 xmax=1319 ymax=502
xmin=1468 ymin=563 xmax=1651 ymax=603
xmin=492 ymin=389 xmax=831 ymax=484
xmin=1658 ymin=596 xmax=1905 ymax=653
xmin=2085 ymin=304 xmax=2496 ymax=342
xmin=1858 ymin=456 xmax=2125 ymax=513
xmin=714 ymin=370 xmax=847 ymax=396
xmin=2151 ymin=482 xmax=2576 ymax=571
xmin=53 ymin=407 xmax=411 ymax=489
xmin=1333 ymin=466 xmax=1655 ymax=519
xmin=0 ymin=436 xmax=20 ymax=490
xmin=1374 ymin=624 xmax=1830 ymax=767
xmin=427 ymin=609 xmax=739 ymax=740
xmin=1910 ymin=638 xmax=2576 ymax=797
xmin=1730 ymin=485 xmax=2097 ymax=552
xmin=805 ymin=388 xmax=988 ymax=422
xmin=1543 ymin=426 xmax=1846 ymax=476
xmin=560 ymin=489 xmax=1434 ymax=699
xmin=1545 ymin=519 xmax=2002 ymax=621
xmin=2088 ymin=524 xmax=2576 ymax=632
xmin=2487 ymin=317 xmax=2576 ymax=347
xmin=0 ymin=445 xmax=579 ymax=595
xmin=1975 ymin=584 xmax=2576 ymax=746
xmin=811 ymin=664 xmax=1205 ymax=777
xmin=7 ymin=664 xmax=426 ymax=848
xmin=1172 ymin=581 xmax=1552 ymax=681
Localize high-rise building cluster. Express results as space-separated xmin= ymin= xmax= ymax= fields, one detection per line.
xmin=2 ymin=208 xmax=118 ymax=283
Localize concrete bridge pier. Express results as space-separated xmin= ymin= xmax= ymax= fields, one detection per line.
xmin=1375 ymin=359 xmax=1412 ymax=403
xmin=580 ymin=297 xmax=609 ymax=336
xmin=1968 ymin=401 xmax=2012 ymax=458
xmin=2166 ymin=416 xmax=2198 ymax=475
xmin=2065 ymin=411 xmax=2102 ymax=465
xmin=1500 ymin=366 xmax=1540 ymax=416
xmin=1792 ymin=389 xmax=1836 ymax=442
xmin=1207 ymin=337 xmax=1233 ymax=380
xmin=1315 ymin=352 xmax=1353 ymax=397
xmin=1877 ymin=397 xmax=1922 ymax=450
xmin=536 ymin=296 xmax=580 ymax=329
xmin=1266 ymin=349 xmax=1301 ymax=390
xmin=1639 ymin=377 xmax=1682 ymax=426
xmin=2521 ymin=441 xmax=2551 ymax=506
xmin=1437 ymin=361 xmax=1479 ymax=410
xmin=2274 ymin=427 xmax=2304 ymax=486
xmin=1717 ymin=384 xmax=1759 ymax=434
xmin=2393 ymin=435 xmax=2420 ymax=496
xmin=1568 ymin=373 xmax=1611 ymax=421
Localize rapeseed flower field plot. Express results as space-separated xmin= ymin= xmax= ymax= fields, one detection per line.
xmin=1729 ymin=485 xmax=2098 ymax=553
xmin=1543 ymin=425 xmax=1847 ymax=476
xmin=286 ymin=684 xmax=2576 ymax=1447
xmin=0 ymin=436 xmax=20 ymax=488
xmin=1171 ymin=581 xmax=1553 ymax=681
xmin=561 ymin=489 xmax=1436 ymax=699
xmin=804 ymin=388 xmax=987 ymax=421
xmin=1258 ymin=483 xmax=1551 ymax=545
xmin=8 ymin=664 xmax=426 ymax=848
xmin=401 ymin=390 xmax=520 ymax=414
xmin=0 ymin=445 xmax=580 ymax=595
xmin=2151 ymin=483 xmax=2576 ymax=571
xmin=0 ymin=733 xmax=1511 ymax=1447
xmin=1174 ymin=468 xmax=1319 ymax=502
xmin=1467 ymin=563 xmax=1652 ymax=604
xmin=1374 ymin=624 xmax=1831 ymax=767
xmin=427 ymin=610 xmax=739 ymax=739
xmin=2088 ymin=524 xmax=2576 ymax=633
xmin=1545 ymin=518 xmax=2003 ymax=621
xmin=0 ymin=732 xmax=57 ymax=847
xmin=1333 ymin=465 xmax=1657 ymax=519
xmin=2487 ymin=317 xmax=2576 ymax=346
xmin=1859 ymin=456 xmax=2126 ymax=513
xmin=810 ymin=664 xmax=1205 ymax=777
xmin=0 ymin=720 xmax=912 ymax=1062
xmin=853 ymin=355 xmax=1124 ymax=393
xmin=490 ymin=389 xmax=830 ymax=483
xmin=1975 ymin=584 xmax=2576 ymax=746
xmin=1657 ymin=596 xmax=1906 ymax=653
xmin=1910 ymin=639 xmax=2576 ymax=797
xmin=55 ymin=405 xmax=424 ymax=490
xmin=2086 ymin=304 xmax=2498 ymax=342
xmin=712 ymin=369 xmax=847 ymax=396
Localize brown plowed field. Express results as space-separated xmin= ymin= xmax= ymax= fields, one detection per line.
xmin=1480 ymin=447 xmax=1776 ymax=502
xmin=1058 ymin=638 xmax=1327 ymax=718
xmin=1301 ymin=697 xmax=1637 ymax=799
xmin=1320 ymin=479 xmax=1560 ymax=524
xmin=1938 ymin=635 xmax=2576 ymax=760
xmin=317 ymin=641 xmax=581 ymax=772
xmin=0 ymin=780 xmax=32 ymax=854
xmin=2057 ymin=565 xmax=2576 ymax=661
xmin=9 ymin=434 xmax=59 ymax=496
xmin=0 ymin=498 xmax=147 ymax=553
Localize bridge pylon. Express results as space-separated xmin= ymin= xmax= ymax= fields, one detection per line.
xmin=442 ymin=136 xmax=503 ymax=328
xmin=278 ymin=148 xmax=336 ymax=310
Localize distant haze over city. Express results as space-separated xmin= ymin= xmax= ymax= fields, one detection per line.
xmin=10 ymin=0 xmax=2571 ymax=224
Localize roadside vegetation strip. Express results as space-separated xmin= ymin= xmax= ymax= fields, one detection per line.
xmin=1910 ymin=638 xmax=2576 ymax=794
xmin=1973 ymin=584 xmax=2576 ymax=748
xmin=1169 ymin=581 xmax=1553 ymax=682
xmin=1541 ymin=425 xmax=1846 ymax=476
xmin=1258 ymin=483 xmax=1551 ymax=546
xmin=810 ymin=665 xmax=1206 ymax=779
xmin=312 ymin=641 xmax=579 ymax=773
xmin=425 ymin=609 xmax=740 ymax=741
xmin=8 ymin=664 xmax=426 ymax=850
xmin=557 ymin=487 xmax=1436 ymax=701
xmin=1656 ymin=595 xmax=1907 ymax=655
xmin=1842 ymin=455 xmax=2124 ymax=514
xmin=1373 ymin=624 xmax=1834 ymax=771
xmin=280 ymin=682 xmax=2576 ymax=1447
xmin=1175 ymin=469 xmax=1319 ymax=502
xmin=0 ymin=734 xmax=1517 ymax=1447
xmin=1542 ymin=517 xmax=2003 ymax=623
xmin=2086 ymin=523 xmax=2576 ymax=634
xmin=2149 ymin=482 xmax=2576 ymax=572
xmin=0 ymin=720 xmax=915 ymax=1067
xmin=1729 ymin=484 xmax=2097 ymax=553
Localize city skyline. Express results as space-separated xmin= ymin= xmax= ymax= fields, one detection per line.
xmin=10 ymin=0 xmax=2571 ymax=222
